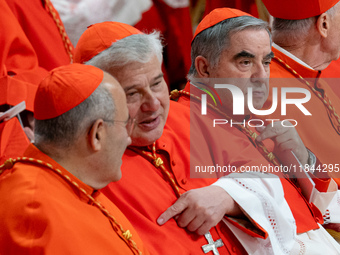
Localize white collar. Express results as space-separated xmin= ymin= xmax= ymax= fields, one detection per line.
xmin=273 ymin=43 xmax=314 ymax=70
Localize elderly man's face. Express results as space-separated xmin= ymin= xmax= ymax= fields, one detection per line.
xmin=110 ymin=55 xmax=170 ymax=147
xmin=100 ymin=73 xmax=132 ymax=183
xmin=210 ymin=29 xmax=273 ymax=115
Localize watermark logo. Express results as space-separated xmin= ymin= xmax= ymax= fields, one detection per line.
xmin=195 ymin=82 xmax=222 ymax=114
xmin=199 ymin=84 xmax=311 ymax=116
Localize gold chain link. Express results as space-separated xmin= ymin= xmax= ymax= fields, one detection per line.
xmin=0 ymin=157 xmax=142 ymax=255
xmin=170 ymin=89 xmax=281 ymax=167
xmin=44 ymin=0 xmax=74 ymax=62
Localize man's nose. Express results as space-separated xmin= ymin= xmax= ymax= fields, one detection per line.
xmin=250 ymin=63 xmax=269 ymax=84
xmin=140 ymin=92 xmax=160 ymax=112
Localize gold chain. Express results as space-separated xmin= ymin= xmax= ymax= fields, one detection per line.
xmin=170 ymin=89 xmax=281 ymax=167
xmin=44 ymin=0 xmax=74 ymax=62
xmin=0 ymin=157 xmax=142 ymax=255
xmin=129 ymin=143 xmax=182 ymax=198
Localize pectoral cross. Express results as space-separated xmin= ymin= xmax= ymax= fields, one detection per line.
xmin=202 ymin=232 xmax=224 ymax=255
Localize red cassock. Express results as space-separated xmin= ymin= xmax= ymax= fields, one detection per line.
xmin=0 ymin=118 xmax=29 ymax=165
xmin=263 ymin=47 xmax=340 ymax=185
xmin=178 ymin=82 xmax=328 ymax=234
xmin=321 ymin=58 xmax=340 ymax=79
xmin=0 ymin=0 xmax=48 ymax=165
xmin=134 ymin=0 xmax=192 ymax=90
xmin=102 ymin=100 xmax=248 ymax=255
xmin=320 ymin=58 xmax=340 ymax=98
xmin=0 ymin=144 xmax=150 ymax=255
xmin=5 ymin=0 xmax=73 ymax=71
xmin=0 ymin=0 xmax=48 ymax=111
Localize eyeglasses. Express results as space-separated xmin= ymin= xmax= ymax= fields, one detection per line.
xmin=104 ymin=116 xmax=135 ymax=137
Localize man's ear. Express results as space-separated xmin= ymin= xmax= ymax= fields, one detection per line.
xmin=88 ymin=119 xmax=104 ymax=152
xmin=316 ymin=13 xmax=330 ymax=38
xmin=195 ymin=56 xmax=211 ymax=78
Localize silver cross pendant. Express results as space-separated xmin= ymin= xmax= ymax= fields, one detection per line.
xmin=202 ymin=231 xmax=224 ymax=255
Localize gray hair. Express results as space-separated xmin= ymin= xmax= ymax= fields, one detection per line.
xmin=272 ymin=1 xmax=340 ymax=44
xmin=86 ymin=32 xmax=163 ymax=71
xmin=34 ymin=84 xmax=115 ymax=149
xmin=188 ymin=15 xmax=271 ymax=79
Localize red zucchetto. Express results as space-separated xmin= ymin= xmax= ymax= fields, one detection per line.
xmin=34 ymin=63 xmax=103 ymax=120
xmin=74 ymin=21 xmax=142 ymax=64
xmin=193 ymin=8 xmax=251 ymax=41
xmin=262 ymin=0 xmax=340 ymax=20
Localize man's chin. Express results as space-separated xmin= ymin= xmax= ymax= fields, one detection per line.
xmin=246 ymin=102 xmax=265 ymax=112
xmin=112 ymin=171 xmax=122 ymax=182
xmin=129 ymin=131 xmax=163 ymax=147
xmin=315 ymin=60 xmax=332 ymax=71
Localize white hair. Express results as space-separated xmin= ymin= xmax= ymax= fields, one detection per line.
xmin=86 ymin=32 xmax=163 ymax=72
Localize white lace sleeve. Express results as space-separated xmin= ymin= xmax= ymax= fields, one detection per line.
xmin=311 ymin=179 xmax=337 ymax=215
xmin=323 ymin=190 xmax=340 ymax=224
xmin=213 ymin=172 xmax=296 ymax=255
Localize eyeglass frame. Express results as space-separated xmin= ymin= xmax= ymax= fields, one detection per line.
xmin=103 ymin=115 xmax=135 ymax=137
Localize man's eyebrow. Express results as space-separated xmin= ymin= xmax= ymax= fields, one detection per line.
xmin=123 ymin=73 xmax=164 ymax=92
xmin=124 ymin=84 xmax=138 ymax=92
xmin=151 ymin=73 xmax=164 ymax=83
xmin=265 ymin=51 xmax=275 ymax=59
xmin=233 ymin=50 xmax=255 ymax=60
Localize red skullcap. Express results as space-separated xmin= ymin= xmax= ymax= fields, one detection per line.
xmin=34 ymin=64 xmax=103 ymax=120
xmin=74 ymin=21 xmax=142 ymax=64
xmin=262 ymin=0 xmax=340 ymax=20
xmin=193 ymin=8 xmax=252 ymax=41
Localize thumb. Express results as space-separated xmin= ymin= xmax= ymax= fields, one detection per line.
xmin=157 ymin=198 xmax=187 ymax=225
xmin=255 ymin=126 xmax=266 ymax=141
xmin=256 ymin=126 xmax=266 ymax=133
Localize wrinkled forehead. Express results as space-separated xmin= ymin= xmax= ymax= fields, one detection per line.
xmin=229 ymin=28 xmax=271 ymax=46
xmin=108 ymin=56 xmax=164 ymax=90
xmin=225 ymin=29 xmax=272 ymax=57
